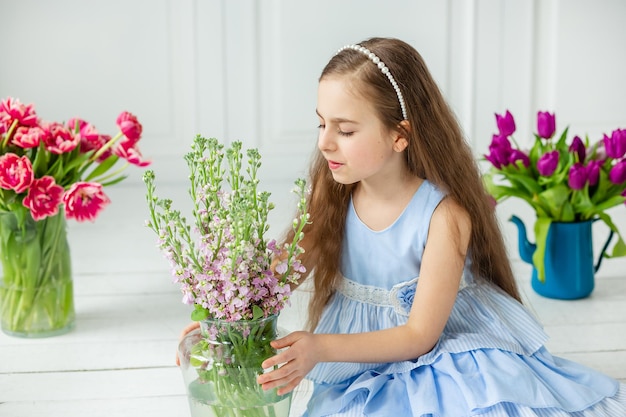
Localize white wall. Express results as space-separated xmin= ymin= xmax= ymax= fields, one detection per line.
xmin=1 ymin=0 xmax=625 ymax=277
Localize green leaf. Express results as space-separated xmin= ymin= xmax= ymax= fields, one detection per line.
xmin=85 ymin=155 xmax=120 ymax=181
xmin=252 ymin=305 xmax=264 ymax=320
xmin=532 ymin=217 xmax=552 ymax=283
xmin=596 ymin=212 xmax=626 ymax=258
xmin=536 ymin=184 xmax=570 ymax=218
xmin=190 ymin=305 xmax=209 ymax=321
xmin=99 ymin=175 xmax=128 ymax=187
xmin=609 ymin=235 xmax=626 ymax=258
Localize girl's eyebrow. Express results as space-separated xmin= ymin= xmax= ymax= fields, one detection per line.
xmin=315 ymin=109 xmax=358 ymax=124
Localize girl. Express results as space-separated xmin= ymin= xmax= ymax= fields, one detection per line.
xmin=254 ymin=37 xmax=626 ymax=416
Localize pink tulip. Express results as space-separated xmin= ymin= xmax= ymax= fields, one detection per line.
xmin=568 ymin=163 xmax=588 ymax=190
xmin=608 ymin=160 xmax=626 ymax=184
xmin=63 ymin=182 xmax=111 ymax=222
xmin=0 ymin=97 xmax=38 ymax=127
xmin=22 ymin=176 xmax=64 ymax=220
xmin=43 ymin=122 xmax=79 ymax=154
xmin=495 ymin=110 xmax=516 ymax=137
xmin=537 ymin=111 xmax=556 ymax=139
xmin=116 ymin=111 xmax=143 ymax=144
xmin=536 ymin=150 xmax=559 ymax=176
xmin=484 ymin=134 xmax=513 ymax=169
xmin=603 ymin=128 xmax=626 ymax=159
xmin=587 ymin=160 xmax=601 ymax=186
xmin=0 ymin=153 xmax=34 ymax=193
xmin=568 ymin=135 xmax=586 ymax=162
xmin=115 ymin=138 xmax=151 ymax=167
xmin=12 ymin=126 xmax=47 ymax=149
xmin=68 ymin=118 xmax=113 ymax=160
xmin=509 ymin=149 xmax=530 ymax=168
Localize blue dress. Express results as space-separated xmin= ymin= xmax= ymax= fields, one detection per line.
xmin=303 ymin=180 xmax=626 ymax=417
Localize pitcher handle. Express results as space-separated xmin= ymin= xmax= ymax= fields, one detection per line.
xmin=594 ymin=229 xmax=615 ymax=273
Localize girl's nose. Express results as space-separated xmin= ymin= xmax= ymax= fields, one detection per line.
xmin=318 ymin=127 xmax=336 ymax=152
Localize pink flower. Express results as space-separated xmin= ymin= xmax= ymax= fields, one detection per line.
xmin=537 ymin=111 xmax=556 ymax=139
xmin=22 ymin=176 xmax=64 ymax=220
xmin=0 ymin=153 xmax=34 ymax=193
xmin=67 ymin=118 xmax=113 ymax=160
xmin=63 ymin=181 xmax=111 ymax=222
xmin=12 ymin=126 xmax=48 ymax=149
xmin=0 ymin=97 xmax=38 ymax=127
xmin=609 ymin=160 xmax=626 ymax=184
xmin=116 ymin=111 xmax=142 ymax=144
xmin=43 ymin=122 xmax=79 ymax=154
xmin=495 ymin=110 xmax=516 ymax=137
xmin=536 ymin=150 xmax=559 ymax=176
xmin=115 ymin=139 xmax=151 ymax=167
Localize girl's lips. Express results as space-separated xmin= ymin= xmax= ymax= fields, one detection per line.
xmin=328 ymin=160 xmax=343 ymax=170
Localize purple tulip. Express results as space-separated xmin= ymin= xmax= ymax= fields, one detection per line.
xmin=509 ymin=149 xmax=530 ymax=168
xmin=537 ymin=111 xmax=556 ymax=139
xmin=603 ymin=128 xmax=626 ymax=159
xmin=484 ymin=134 xmax=512 ymax=169
xmin=495 ymin=110 xmax=516 ymax=137
xmin=569 ymin=135 xmax=586 ymax=162
xmin=609 ymin=159 xmax=626 ymax=184
xmin=537 ymin=150 xmax=559 ymax=176
xmin=568 ymin=163 xmax=588 ymax=190
xmin=587 ymin=160 xmax=601 ymax=186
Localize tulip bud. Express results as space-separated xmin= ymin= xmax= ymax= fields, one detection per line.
xmin=509 ymin=149 xmax=530 ymax=168
xmin=536 ymin=150 xmax=559 ymax=176
xmin=609 ymin=160 xmax=626 ymax=184
xmin=495 ymin=110 xmax=516 ymax=137
xmin=568 ymin=163 xmax=588 ymax=190
xmin=569 ymin=136 xmax=586 ymax=162
xmin=537 ymin=111 xmax=556 ymax=139
xmin=603 ymin=128 xmax=626 ymax=159
xmin=485 ymin=134 xmax=512 ymax=169
xmin=587 ymin=160 xmax=601 ymax=186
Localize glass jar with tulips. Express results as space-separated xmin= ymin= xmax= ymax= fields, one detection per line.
xmin=0 ymin=97 xmax=150 ymax=337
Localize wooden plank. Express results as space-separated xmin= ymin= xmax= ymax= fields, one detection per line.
xmin=0 ymin=396 xmax=189 ymax=417
xmin=0 ymin=368 xmax=185 ymax=402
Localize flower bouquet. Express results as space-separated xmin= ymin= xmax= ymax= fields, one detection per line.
xmin=0 ymin=97 xmax=150 ymax=337
xmin=144 ymin=136 xmax=309 ymax=417
xmin=483 ymin=110 xmax=626 ymax=283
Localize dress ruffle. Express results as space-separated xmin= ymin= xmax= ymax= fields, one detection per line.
xmin=308 ymin=281 xmax=548 ymax=384
xmin=305 ymin=279 xmax=626 ymax=416
xmin=304 ymin=348 xmax=625 ymax=417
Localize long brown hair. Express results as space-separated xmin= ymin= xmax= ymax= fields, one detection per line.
xmin=286 ymin=37 xmax=520 ymax=331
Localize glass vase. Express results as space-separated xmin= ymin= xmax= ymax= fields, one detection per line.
xmin=178 ymin=314 xmax=293 ymax=417
xmin=0 ymin=210 xmax=75 ymax=337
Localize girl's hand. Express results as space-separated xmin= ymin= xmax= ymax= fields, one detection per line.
xmin=257 ymin=331 xmax=320 ymax=395
xmin=175 ymin=321 xmax=200 ymax=366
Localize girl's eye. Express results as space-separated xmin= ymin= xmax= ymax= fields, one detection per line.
xmin=317 ymin=124 xmax=325 ymax=130
xmin=338 ymin=129 xmax=353 ymax=137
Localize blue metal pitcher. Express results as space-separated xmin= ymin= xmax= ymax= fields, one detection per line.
xmin=509 ymin=215 xmax=614 ymax=299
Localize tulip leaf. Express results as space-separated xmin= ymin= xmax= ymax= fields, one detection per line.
xmin=85 ymin=155 xmax=120 ymax=181
xmin=593 ymin=195 xmax=626 ymax=213
xmin=532 ymin=217 xmax=552 ymax=283
xmin=596 ymin=212 xmax=626 ymax=258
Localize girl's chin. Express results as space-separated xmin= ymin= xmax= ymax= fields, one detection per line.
xmin=329 ymin=172 xmax=358 ymax=185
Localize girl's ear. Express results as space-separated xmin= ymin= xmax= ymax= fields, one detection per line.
xmin=392 ymin=120 xmax=411 ymax=152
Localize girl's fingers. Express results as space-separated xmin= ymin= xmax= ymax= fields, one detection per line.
xmin=270 ymin=331 xmax=300 ymax=349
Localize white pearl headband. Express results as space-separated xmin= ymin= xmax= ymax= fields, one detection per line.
xmin=337 ymin=44 xmax=408 ymax=121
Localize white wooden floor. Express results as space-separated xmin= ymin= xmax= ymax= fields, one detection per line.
xmin=1 ymin=184 xmax=625 ymax=417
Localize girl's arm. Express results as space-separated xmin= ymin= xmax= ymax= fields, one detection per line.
xmin=257 ymin=197 xmax=471 ymax=394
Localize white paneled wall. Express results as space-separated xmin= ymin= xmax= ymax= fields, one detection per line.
xmin=1 ymin=0 xmax=625 ymax=275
